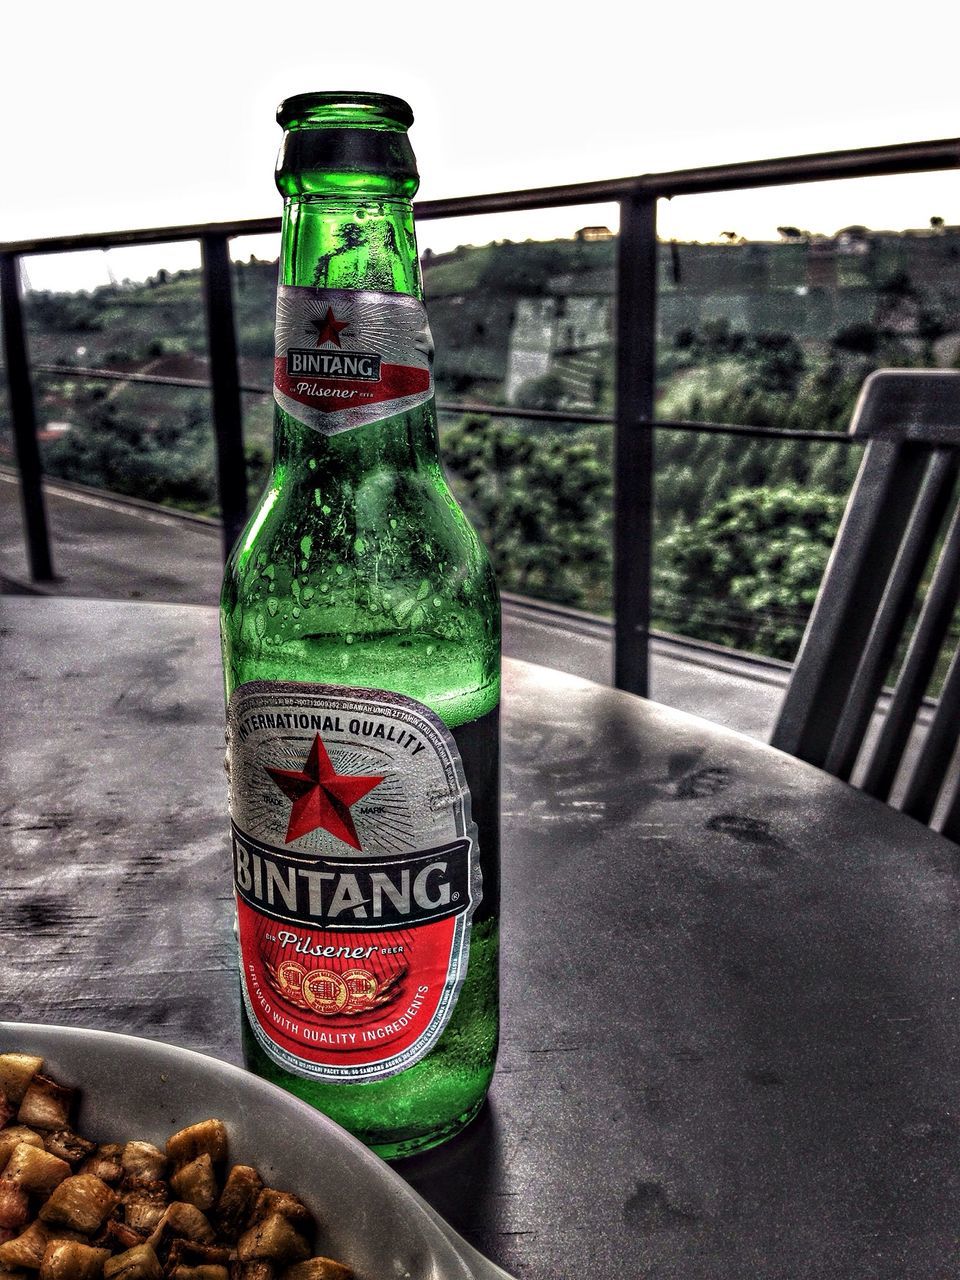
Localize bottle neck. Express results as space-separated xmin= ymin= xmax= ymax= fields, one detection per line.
xmin=279 ymin=195 xmax=423 ymax=296
xmin=274 ymin=193 xmax=437 ymax=470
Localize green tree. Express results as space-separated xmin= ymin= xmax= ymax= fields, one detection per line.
xmin=42 ymin=388 xmax=216 ymax=511
xmin=441 ymin=415 xmax=612 ymax=610
xmin=654 ymin=486 xmax=846 ymax=659
xmin=513 ymin=372 xmax=566 ymax=411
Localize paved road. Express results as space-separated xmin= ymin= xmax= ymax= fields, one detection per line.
xmin=0 ymin=468 xmax=786 ymax=741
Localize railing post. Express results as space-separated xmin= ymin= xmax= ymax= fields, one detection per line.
xmin=0 ymin=252 xmax=55 ymax=582
xmin=613 ymin=194 xmax=658 ymax=696
xmin=200 ymin=233 xmax=247 ymax=560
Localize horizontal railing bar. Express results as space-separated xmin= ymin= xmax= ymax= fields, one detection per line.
xmin=418 ymin=137 xmax=960 ymax=217
xmin=29 ymin=363 xmax=856 ymax=443
xmin=1 ymin=218 xmax=282 ymax=258
xmin=437 ymin=400 xmax=856 ymax=443
xmin=640 ymin=416 xmax=856 ymax=444
xmin=32 ymin=362 xmax=268 ymax=396
xmin=4 ymin=137 xmax=958 ymax=257
xmin=436 ymin=399 xmax=611 ymax=424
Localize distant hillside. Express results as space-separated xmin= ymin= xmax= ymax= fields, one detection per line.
xmin=11 ymin=224 xmax=960 ymax=430
xmin=4 ymin=223 xmax=959 ymax=650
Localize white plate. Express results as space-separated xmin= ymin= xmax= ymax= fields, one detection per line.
xmin=0 ymin=1023 xmax=513 ymax=1280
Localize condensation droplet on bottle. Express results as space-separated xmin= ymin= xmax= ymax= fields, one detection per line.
xmin=292 ymin=607 xmax=301 ymax=618
xmin=335 ymin=565 xmax=344 ymax=576
xmin=433 ymin=597 xmax=442 ymax=608
xmin=389 ymin=518 xmax=397 ymax=529
xmin=308 ymin=458 xmax=317 ymax=470
xmin=322 ymin=504 xmax=332 ymax=515
xmin=255 ymin=613 xmax=266 ymax=638
xmin=354 ymin=537 xmax=366 ymax=555
xmin=300 ymin=535 xmax=312 ymax=559
xmin=266 ymin=598 xmax=278 ymax=617
xmin=320 ymin=583 xmax=329 ymax=594
xmin=314 ymin=491 xmax=322 ymax=507
xmin=302 ymin=587 xmax=315 ymax=602
xmin=345 ymin=634 xmax=354 ymax=645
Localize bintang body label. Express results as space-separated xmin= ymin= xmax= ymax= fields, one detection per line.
xmin=273 ymin=286 xmax=433 ymax=435
xmin=227 ymin=681 xmax=480 ymax=1083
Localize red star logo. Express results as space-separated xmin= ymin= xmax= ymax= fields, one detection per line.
xmin=310 ymin=306 xmax=351 ymax=348
xmin=264 ymin=735 xmax=384 ymax=849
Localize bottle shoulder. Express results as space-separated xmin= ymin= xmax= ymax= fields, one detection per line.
xmin=224 ymin=462 xmax=496 ymax=601
xmin=221 ymin=466 xmax=500 ymax=726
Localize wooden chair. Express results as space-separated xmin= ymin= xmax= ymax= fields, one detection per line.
xmin=770 ymin=368 xmax=960 ymax=841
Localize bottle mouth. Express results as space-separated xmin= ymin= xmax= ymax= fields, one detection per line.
xmin=277 ymin=92 xmax=414 ymax=132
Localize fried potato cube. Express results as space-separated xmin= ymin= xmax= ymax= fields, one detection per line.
xmin=39 ymin=1240 xmax=110 ymax=1280
xmin=0 ymin=1221 xmax=52 ymax=1269
xmin=213 ymin=1166 xmax=261 ymax=1242
xmin=2 ymin=1145 xmax=71 ymax=1196
xmin=102 ymin=1245 xmax=161 ymax=1280
xmin=164 ymin=1126 xmax=226 ymax=1172
xmin=43 ymin=1134 xmax=96 ymax=1170
xmin=164 ymin=1242 xmax=231 ymax=1271
xmin=0 ymin=1186 xmax=28 ymax=1233
xmin=119 ymin=1185 xmax=167 ymax=1237
xmin=168 ymin=1268 xmax=228 ymax=1280
xmin=249 ymin=1194 xmax=311 ymax=1234
xmin=101 ymin=1223 xmax=143 ymax=1253
xmin=147 ymin=1204 xmax=215 ymax=1252
xmin=0 ymin=1094 xmax=15 ymax=1131
xmin=282 ymin=1261 xmax=353 ymax=1280
xmin=77 ymin=1149 xmax=122 ymax=1187
xmin=168 ymin=1158 xmax=216 ymax=1214
xmin=119 ymin=1146 xmax=165 ymax=1187
xmin=17 ymin=1080 xmax=75 ymax=1135
xmin=231 ymin=1265 xmax=273 ymax=1280
xmin=0 ymin=1060 xmax=43 ymax=1107
xmin=236 ymin=1217 xmax=309 ymax=1267
xmin=0 ymin=1132 xmax=44 ymax=1169
xmin=163 ymin=1205 xmax=215 ymax=1245
xmin=39 ymin=1176 xmax=118 ymax=1236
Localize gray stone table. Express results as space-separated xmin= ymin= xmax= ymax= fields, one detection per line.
xmin=2 ymin=596 xmax=960 ymax=1280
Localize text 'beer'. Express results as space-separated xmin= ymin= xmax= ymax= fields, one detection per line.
xmin=220 ymin=92 xmax=500 ymax=1158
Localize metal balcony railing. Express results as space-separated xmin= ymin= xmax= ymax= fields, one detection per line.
xmin=2 ymin=136 xmax=958 ymax=695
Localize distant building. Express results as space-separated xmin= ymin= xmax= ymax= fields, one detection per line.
xmin=505 ymin=288 xmax=612 ymax=407
xmin=37 ymin=421 xmax=71 ymax=442
xmin=575 ymin=226 xmax=614 ymax=242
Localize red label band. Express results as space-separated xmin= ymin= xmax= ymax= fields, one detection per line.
xmin=238 ymin=899 xmax=462 ymax=1076
xmin=274 ymin=358 xmax=431 ymax=415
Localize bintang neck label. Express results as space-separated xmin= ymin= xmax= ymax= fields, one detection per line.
xmin=273 ymin=286 xmax=434 ymax=435
xmin=227 ymin=681 xmax=480 ymax=1084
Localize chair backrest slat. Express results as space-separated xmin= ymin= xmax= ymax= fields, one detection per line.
xmin=771 ymin=369 xmax=960 ymax=841
xmin=935 ymin=770 xmax=960 ymax=845
xmin=900 ymin=643 xmax=960 ymax=824
xmin=825 ymin=449 xmax=959 ymax=781
xmin=860 ymin=493 xmax=960 ymax=800
xmin=770 ymin=440 xmax=928 ymax=767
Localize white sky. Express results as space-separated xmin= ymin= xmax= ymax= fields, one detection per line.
xmin=2 ymin=0 xmax=958 ymax=292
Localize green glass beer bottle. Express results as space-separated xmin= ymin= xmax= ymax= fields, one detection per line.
xmin=220 ymin=92 xmax=500 ymax=1158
